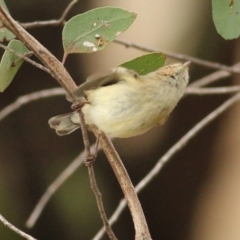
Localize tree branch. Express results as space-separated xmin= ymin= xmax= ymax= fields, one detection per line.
xmin=114 ymin=39 xmax=240 ymax=75
xmin=0 ymin=42 xmax=50 ymax=74
xmin=92 ymin=126 xmax=151 ymax=240
xmin=189 ymin=62 xmax=240 ymax=88
xmin=0 ymin=7 xmax=76 ymax=98
xmin=0 ymin=88 xmax=65 ymax=122
xmin=0 ymin=214 xmax=37 ymax=240
xmin=87 ymin=160 xmax=118 ymax=240
xmin=186 ymin=86 xmax=240 ymax=95
xmin=77 ymin=110 xmax=118 ymax=239
xmin=26 ymin=149 xmax=87 ymax=228
xmin=20 ymin=0 xmax=79 ymax=29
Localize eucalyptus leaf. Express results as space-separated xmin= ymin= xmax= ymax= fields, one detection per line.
xmin=120 ymin=53 xmax=166 ymax=75
xmin=0 ymin=40 xmax=30 ymax=92
xmin=0 ymin=0 xmax=15 ymax=41
xmin=212 ymin=0 xmax=240 ymax=39
xmin=63 ymin=7 xmax=137 ymax=55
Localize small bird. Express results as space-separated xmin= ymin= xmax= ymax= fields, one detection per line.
xmin=49 ymin=61 xmax=190 ymax=138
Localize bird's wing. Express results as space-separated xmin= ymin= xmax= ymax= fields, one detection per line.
xmin=66 ymin=67 xmax=131 ymax=101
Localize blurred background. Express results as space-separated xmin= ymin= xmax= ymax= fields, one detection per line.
xmin=1 ymin=0 xmax=240 ymax=239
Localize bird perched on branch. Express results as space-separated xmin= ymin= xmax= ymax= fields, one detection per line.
xmin=49 ymin=61 xmax=190 ymax=138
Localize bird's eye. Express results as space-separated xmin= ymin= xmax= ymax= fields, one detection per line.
xmin=170 ymin=75 xmax=176 ymax=79
xmin=133 ymin=73 xmax=138 ymax=79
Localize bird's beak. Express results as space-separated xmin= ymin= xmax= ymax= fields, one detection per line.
xmin=183 ymin=61 xmax=191 ymax=67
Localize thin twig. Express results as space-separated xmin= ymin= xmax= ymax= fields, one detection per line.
xmin=26 ymin=150 xmax=86 ymax=228
xmin=25 ymin=140 xmax=117 ymax=238
xmin=0 ymin=42 xmax=51 ymax=74
xmin=78 ymin=110 xmax=91 ymax=156
xmin=77 ymin=109 xmax=118 ymax=239
xmin=185 ymin=86 xmax=240 ymax=95
xmin=0 ymin=88 xmax=65 ymax=122
xmin=0 ymin=7 xmax=77 ymax=98
xmin=114 ymin=39 xmax=240 ymax=75
xmin=55 ymin=0 xmax=79 ymax=24
xmin=93 ymin=93 xmax=240 ymax=240
xmin=20 ymin=0 xmax=79 ymax=29
xmin=0 ymin=214 xmax=37 ymax=240
xmin=135 ymin=94 xmax=240 ymax=192
xmin=88 ymin=161 xmax=118 ymax=240
xmin=92 ymin=127 xmax=152 ymax=240
xmin=189 ymin=62 xmax=240 ymax=88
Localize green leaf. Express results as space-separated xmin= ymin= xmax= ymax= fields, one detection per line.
xmin=212 ymin=0 xmax=240 ymax=39
xmin=0 ymin=40 xmax=31 ymax=92
xmin=0 ymin=0 xmax=15 ymax=41
xmin=62 ymin=7 xmax=137 ymax=55
xmin=120 ymin=53 xmax=166 ymax=75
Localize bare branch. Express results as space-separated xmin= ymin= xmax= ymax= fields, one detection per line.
xmin=135 ymin=94 xmax=240 ymax=192
xmin=93 ymin=127 xmax=151 ymax=240
xmin=59 ymin=0 xmax=79 ymax=22
xmin=0 ymin=214 xmax=37 ymax=240
xmin=77 ymin=109 xmax=118 ymax=239
xmin=93 ymin=198 xmax=127 ymax=240
xmin=78 ymin=109 xmax=91 ymax=156
xmin=20 ymin=0 xmax=79 ymax=29
xmin=0 ymin=7 xmax=77 ymax=98
xmin=189 ymin=62 xmax=240 ymax=88
xmin=0 ymin=88 xmax=65 ymax=122
xmin=114 ymin=39 xmax=240 ymax=75
xmin=0 ymin=42 xmax=51 ymax=74
xmin=93 ymin=92 xmax=240 ymax=240
xmin=87 ymin=161 xmax=118 ymax=240
xmin=186 ymin=86 xmax=240 ymax=95
xmin=26 ymin=150 xmax=85 ymax=228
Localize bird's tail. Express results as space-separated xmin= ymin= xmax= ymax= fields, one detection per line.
xmin=48 ymin=112 xmax=80 ymax=136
